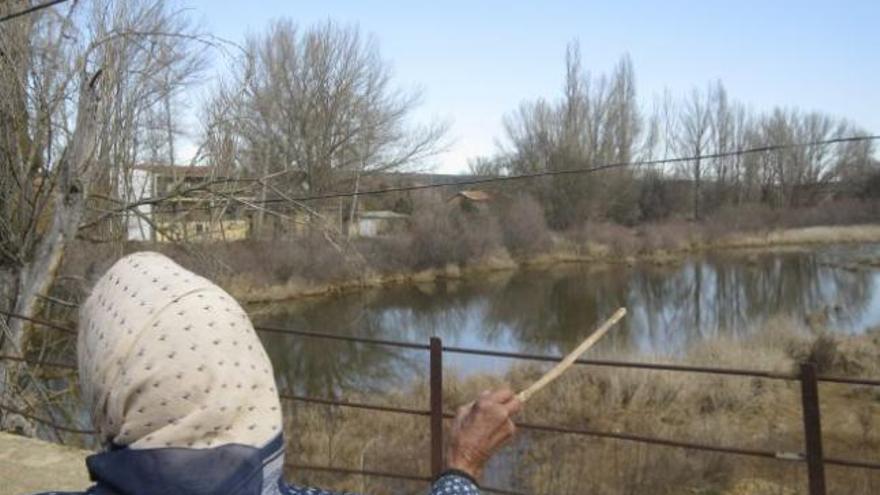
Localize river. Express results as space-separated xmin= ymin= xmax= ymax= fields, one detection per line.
xmin=254 ymin=244 xmax=880 ymax=397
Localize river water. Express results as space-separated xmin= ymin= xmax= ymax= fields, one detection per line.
xmin=254 ymin=244 xmax=880 ymax=396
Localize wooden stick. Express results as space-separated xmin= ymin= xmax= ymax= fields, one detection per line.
xmin=516 ymin=308 xmax=627 ymax=403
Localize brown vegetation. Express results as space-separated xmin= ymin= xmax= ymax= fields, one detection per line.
xmin=285 ymin=316 xmax=880 ymax=494
xmin=53 ymin=195 xmax=880 ymax=308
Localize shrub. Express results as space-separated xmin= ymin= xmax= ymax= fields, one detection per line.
xmin=573 ymin=221 xmax=640 ymax=256
xmin=497 ymin=195 xmax=552 ymax=256
xmin=805 ymin=334 xmax=840 ymax=374
xmin=353 ymin=234 xmax=415 ymax=273
xmin=408 ymin=193 xmax=503 ymax=268
xmin=409 ymin=198 xmax=463 ymax=268
xmin=638 ymin=221 xmax=701 ymax=252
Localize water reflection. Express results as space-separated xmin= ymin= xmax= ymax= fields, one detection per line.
xmin=259 ymin=299 xmax=423 ymax=397
xmin=254 ymin=246 xmax=880 ymax=394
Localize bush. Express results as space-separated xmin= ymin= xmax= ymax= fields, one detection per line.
xmin=409 ymin=198 xmax=463 ymax=268
xmin=353 ymin=234 xmax=415 ymax=273
xmin=702 ymin=203 xmax=779 ymax=240
xmin=574 ymin=221 xmax=640 ymax=256
xmin=135 ymin=234 xmax=357 ymax=286
xmin=805 ymin=334 xmax=840 ymax=374
xmin=408 ymin=192 xmax=503 ymax=268
xmin=497 ymin=195 xmax=552 ymax=256
xmin=638 ymin=221 xmax=702 ymax=252
xmin=703 ymin=199 xmax=880 ymax=240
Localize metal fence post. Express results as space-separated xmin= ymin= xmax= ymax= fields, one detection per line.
xmin=800 ymin=362 xmax=826 ymax=495
xmin=430 ymin=337 xmax=444 ymax=479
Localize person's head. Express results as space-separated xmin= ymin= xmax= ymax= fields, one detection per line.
xmin=78 ymin=252 xmax=282 ymax=450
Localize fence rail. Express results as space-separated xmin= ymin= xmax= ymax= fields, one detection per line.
xmin=3 ymin=310 xmax=880 ymax=495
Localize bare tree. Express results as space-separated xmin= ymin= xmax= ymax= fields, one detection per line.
xmin=0 ymin=0 xmax=209 ymax=414
xmin=675 ymin=86 xmax=712 ymax=220
xmin=503 ymin=43 xmax=643 ymax=226
xmin=202 ymin=20 xmax=447 ymax=236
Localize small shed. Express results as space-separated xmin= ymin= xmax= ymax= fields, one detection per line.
xmin=448 ymin=190 xmax=492 ymax=212
xmin=354 ymin=210 xmax=409 ymax=237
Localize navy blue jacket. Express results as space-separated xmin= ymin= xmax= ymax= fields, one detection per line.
xmin=35 ymin=434 xmax=479 ymax=495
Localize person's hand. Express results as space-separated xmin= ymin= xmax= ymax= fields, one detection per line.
xmin=446 ymin=387 xmax=523 ymax=482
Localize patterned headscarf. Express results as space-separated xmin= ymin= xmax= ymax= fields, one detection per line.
xmin=78 ymin=251 xmax=282 ymax=450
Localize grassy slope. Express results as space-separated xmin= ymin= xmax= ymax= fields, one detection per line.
xmin=285 ymin=316 xmax=880 ymax=494
xmin=227 ymin=224 xmax=880 ymax=304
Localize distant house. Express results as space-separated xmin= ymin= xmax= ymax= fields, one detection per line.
xmin=120 ymin=165 xmax=251 ymax=242
xmin=448 ymin=190 xmax=492 ymax=213
xmin=352 ymin=210 xmax=409 ymax=237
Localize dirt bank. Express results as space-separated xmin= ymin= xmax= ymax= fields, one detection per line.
xmin=227 ymin=224 xmax=880 ymax=304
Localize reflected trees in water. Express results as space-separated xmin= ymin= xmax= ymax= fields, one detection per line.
xmin=256 ymin=248 xmax=879 ymax=393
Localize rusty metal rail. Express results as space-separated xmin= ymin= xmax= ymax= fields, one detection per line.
xmin=287 ymin=463 xmax=525 ymax=495
xmin=4 ymin=311 xmax=879 ymax=386
xmin=275 ymin=394 xmax=799 ymax=461
xmin=257 ymin=325 xmax=880 ymax=387
xmin=287 ymin=462 xmax=431 ymax=483
xmin=441 ymin=344 xmax=799 ymax=381
xmin=256 ymin=325 xmax=430 ymax=350
xmin=5 ymin=310 xmax=880 ymax=495
xmin=280 ymin=394 xmax=430 ymax=417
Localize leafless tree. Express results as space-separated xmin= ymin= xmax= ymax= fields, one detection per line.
xmin=0 ymin=0 xmax=209 ymax=414
xmin=503 ymin=43 xmax=643 ymax=226
xmin=749 ymin=108 xmax=872 ymax=207
xmin=202 ymin=20 xmax=447 ymax=236
xmin=675 ymin=86 xmax=712 ymax=220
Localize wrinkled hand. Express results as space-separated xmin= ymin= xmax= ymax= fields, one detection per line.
xmin=447 ymin=388 xmax=522 ymax=481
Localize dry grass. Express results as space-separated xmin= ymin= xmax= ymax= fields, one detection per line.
xmin=498 ymin=195 xmax=553 ymax=256
xmin=283 ymin=316 xmax=880 ymax=494
xmin=56 ymin=195 xmax=880 ymax=308
xmin=722 ymin=225 xmax=880 ymax=249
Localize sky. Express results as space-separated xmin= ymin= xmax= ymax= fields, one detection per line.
xmin=180 ymin=0 xmax=880 ymax=173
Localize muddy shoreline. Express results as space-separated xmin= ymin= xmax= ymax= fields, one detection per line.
xmin=230 ymin=224 xmax=880 ymax=306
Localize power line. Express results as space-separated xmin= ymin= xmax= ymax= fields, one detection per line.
xmin=255 ymin=135 xmax=880 ymax=204
xmin=84 ymin=135 xmax=879 ymax=222
xmin=0 ymin=0 xmax=68 ymax=23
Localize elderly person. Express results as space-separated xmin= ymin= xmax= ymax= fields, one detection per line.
xmin=36 ymin=252 xmax=519 ymax=495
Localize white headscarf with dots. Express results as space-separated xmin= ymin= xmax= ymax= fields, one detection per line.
xmin=78 ymin=251 xmax=282 ymax=450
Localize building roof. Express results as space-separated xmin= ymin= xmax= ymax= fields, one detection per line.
xmin=358 ymin=210 xmax=409 ymax=220
xmin=451 ymin=190 xmax=491 ymax=202
xmin=134 ymin=164 xmax=218 ymax=178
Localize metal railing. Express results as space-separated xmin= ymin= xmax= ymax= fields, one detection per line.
xmin=2 ymin=312 xmax=880 ymax=495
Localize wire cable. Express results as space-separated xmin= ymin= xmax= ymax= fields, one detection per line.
xmin=256 ymin=135 xmax=880 ymax=204
xmin=83 ymin=134 xmax=880 ymax=221
xmin=0 ymin=0 xmax=68 ymax=23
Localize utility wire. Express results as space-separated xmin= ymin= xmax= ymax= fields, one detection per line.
xmin=0 ymin=0 xmax=68 ymax=23
xmin=256 ymin=135 xmax=880 ymax=204
xmin=80 ymin=134 xmax=880 ymax=222
xmin=157 ymin=135 xmax=880 ymax=207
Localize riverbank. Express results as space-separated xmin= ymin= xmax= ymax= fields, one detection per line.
xmin=286 ymin=315 xmax=880 ymax=494
xmin=4 ymin=319 xmax=878 ymax=494
xmin=224 ymin=224 xmax=880 ymax=304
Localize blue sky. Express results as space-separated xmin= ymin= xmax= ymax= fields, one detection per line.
xmin=182 ymin=0 xmax=879 ymax=173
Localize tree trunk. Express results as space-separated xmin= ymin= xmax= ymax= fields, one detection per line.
xmin=346 ymin=164 xmax=362 ymax=241
xmin=0 ymin=71 xmax=102 ymax=405
xmin=693 ymin=151 xmax=702 ymax=221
